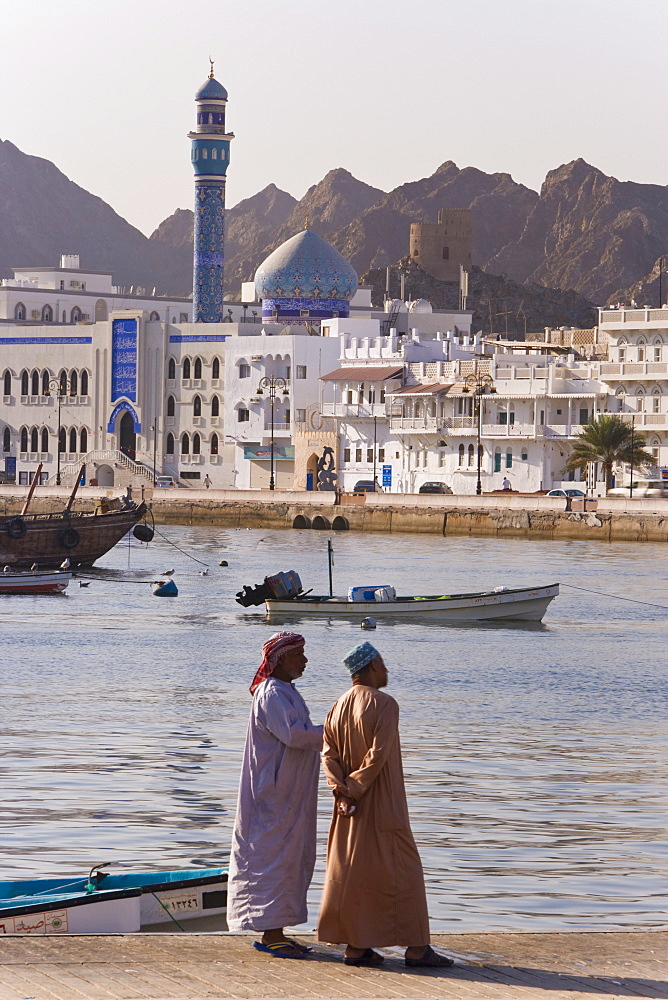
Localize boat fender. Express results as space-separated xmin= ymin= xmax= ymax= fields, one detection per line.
xmin=133 ymin=524 xmax=154 ymax=543
xmin=6 ymin=517 xmax=27 ymax=539
xmin=59 ymin=527 xmax=81 ymax=549
xmin=361 ymin=616 xmax=377 ymax=630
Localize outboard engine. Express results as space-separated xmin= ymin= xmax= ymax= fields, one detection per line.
xmin=236 ymin=570 xmax=303 ymax=607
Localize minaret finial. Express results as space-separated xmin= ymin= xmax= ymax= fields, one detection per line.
xmin=209 ymin=56 xmax=214 ymax=79
xmin=305 ymin=213 xmax=310 ymax=230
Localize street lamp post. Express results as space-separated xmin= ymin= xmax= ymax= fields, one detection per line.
xmin=45 ymin=375 xmax=75 ymax=486
xmin=257 ymin=376 xmax=289 ymax=491
xmin=461 ymin=372 xmax=496 ymax=496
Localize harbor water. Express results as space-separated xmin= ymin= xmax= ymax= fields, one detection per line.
xmin=1 ymin=526 xmax=666 ymax=932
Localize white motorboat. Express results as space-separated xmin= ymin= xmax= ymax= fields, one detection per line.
xmin=0 ymin=568 xmax=71 ymax=594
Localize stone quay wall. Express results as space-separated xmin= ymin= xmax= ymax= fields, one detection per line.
xmin=1 ymin=487 xmax=664 ymax=543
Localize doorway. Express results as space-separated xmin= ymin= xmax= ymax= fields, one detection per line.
xmin=119 ymin=411 xmax=136 ymax=461
xmin=97 ymin=465 xmax=114 ymax=486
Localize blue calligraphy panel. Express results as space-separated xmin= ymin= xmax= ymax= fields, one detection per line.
xmin=111 ymin=318 xmax=138 ymax=402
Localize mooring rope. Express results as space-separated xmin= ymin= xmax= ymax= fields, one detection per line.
xmin=151 ymin=525 xmax=210 ymax=567
xmin=561 ymin=583 xmax=668 ymax=611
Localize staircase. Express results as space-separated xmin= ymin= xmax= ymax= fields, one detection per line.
xmin=46 ymin=450 xmax=156 ymax=488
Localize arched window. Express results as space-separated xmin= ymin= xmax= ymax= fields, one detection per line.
xmin=3 ymin=370 xmax=11 ymax=396
xmin=211 ymin=148 xmax=217 ymax=160
xmin=442 ymin=246 xmax=449 ymax=260
xmin=149 ymin=311 xmax=160 ymax=321
xmin=95 ymin=299 xmax=108 ymax=321
xmin=208 ymin=113 xmax=213 ymax=124
xmin=521 ymin=448 xmax=528 ymax=461
xmin=167 ymin=357 xmax=176 ymax=380
xmin=20 ymin=427 xmax=28 ymax=452
xmin=3 ymin=427 xmax=10 ymax=452
xmin=167 ymin=395 xmax=175 ymax=417
xmin=182 ymin=357 xmax=191 ymax=379
xmin=652 ymin=387 xmax=661 ymax=412
xmin=80 ymin=427 xmax=88 ymax=453
xmin=41 ymin=427 xmax=49 ymax=453
xmin=30 ymin=427 xmax=39 ymax=453
xmin=193 ymin=394 xmax=202 ymax=417
xmin=211 ymin=395 xmax=219 ymax=417
xmin=194 ymin=357 xmax=202 ymax=379
xmin=59 ymin=370 xmax=67 ymax=396
xmin=193 ymin=433 xmax=201 ymax=454
xmin=70 ymin=370 xmax=78 ymax=395
xmin=468 ymin=443 xmax=475 ymax=467
xmin=58 ymin=427 xmax=66 ymax=453
xmin=80 ymin=370 xmax=88 ymax=395
xmin=202 ymin=148 xmax=208 ymax=159
xmin=166 ymin=432 xmax=174 ymax=455
xmin=212 ymin=357 xmax=220 ymax=379
xmin=71 ymin=306 xmax=82 ymax=323
xmin=42 ymin=370 xmax=50 ymax=394
xmin=31 ymin=370 xmax=39 ymax=395
xmin=194 ymin=148 xmax=199 ymax=160
xmin=458 ymin=443 xmax=465 ymax=466
xmin=42 ymin=304 xmax=53 ymax=322
xmin=494 ymin=448 xmax=502 ymax=472
xmin=211 ymin=432 xmax=219 ymax=455
xmin=506 ymin=449 xmax=513 ymax=469
xmin=181 ymin=433 xmax=190 ymax=455
xmin=69 ymin=428 xmax=77 ymax=453
xmin=14 ymin=302 xmax=26 ymax=320
xmin=21 ymin=370 xmax=29 ymax=396
xmin=636 ymin=387 xmax=645 ymax=412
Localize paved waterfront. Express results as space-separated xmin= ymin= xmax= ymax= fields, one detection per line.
xmin=0 ymin=932 xmax=665 ymax=999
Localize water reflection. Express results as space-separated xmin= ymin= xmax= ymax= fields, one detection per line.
xmin=0 ymin=527 xmax=665 ymax=931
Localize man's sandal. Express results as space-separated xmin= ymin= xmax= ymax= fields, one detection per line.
xmin=344 ymin=948 xmax=384 ymax=967
xmin=253 ymin=940 xmax=307 ymax=959
xmin=405 ymin=945 xmax=454 ymax=968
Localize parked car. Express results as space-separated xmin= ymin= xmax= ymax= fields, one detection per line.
xmin=607 ymin=480 xmax=668 ymax=498
xmin=155 ymin=476 xmax=175 ymax=488
xmin=546 ymin=489 xmax=586 ymax=498
xmin=352 ymin=480 xmax=382 ymax=493
xmin=418 ymin=482 xmax=453 ymax=494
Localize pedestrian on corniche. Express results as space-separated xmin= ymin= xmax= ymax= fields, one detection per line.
xmin=227 ymin=632 xmax=323 ymax=958
xmin=317 ymin=641 xmax=454 ymax=970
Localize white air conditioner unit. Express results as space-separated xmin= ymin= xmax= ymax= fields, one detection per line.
xmin=251 ymin=356 xmax=262 ymax=361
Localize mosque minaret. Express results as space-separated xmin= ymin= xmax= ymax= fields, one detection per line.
xmin=189 ymin=61 xmax=234 ymax=322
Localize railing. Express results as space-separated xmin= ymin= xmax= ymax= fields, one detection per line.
xmin=46 ymin=449 xmax=156 ymax=486
xmin=320 ymin=403 xmax=388 ymax=418
xmin=263 ymin=422 xmax=291 ymax=432
xmin=617 ymin=412 xmax=667 ymax=427
xmin=389 ymin=417 xmax=440 ymax=431
xmin=600 ymin=361 xmax=668 ymax=377
xmin=600 ymin=308 xmax=668 ymax=324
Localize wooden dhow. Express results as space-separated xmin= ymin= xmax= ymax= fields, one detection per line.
xmin=0 ymin=463 xmax=152 ymax=569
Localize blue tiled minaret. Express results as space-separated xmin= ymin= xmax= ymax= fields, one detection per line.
xmin=189 ymin=62 xmax=234 ymax=322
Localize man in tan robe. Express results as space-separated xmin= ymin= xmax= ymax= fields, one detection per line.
xmin=317 ymin=641 xmax=453 ymax=969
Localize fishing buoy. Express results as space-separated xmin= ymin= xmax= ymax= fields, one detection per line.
xmin=219 ymin=559 xmax=228 ymax=567
xmin=153 ymin=579 xmax=178 ymax=597
xmin=361 ymin=616 xmax=376 ymax=630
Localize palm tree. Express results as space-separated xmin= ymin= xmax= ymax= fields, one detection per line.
xmin=566 ymin=415 xmax=654 ymax=491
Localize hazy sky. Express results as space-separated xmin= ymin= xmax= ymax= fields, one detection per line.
xmin=2 ymin=0 xmax=666 ymax=237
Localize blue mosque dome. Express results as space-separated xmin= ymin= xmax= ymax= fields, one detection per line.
xmin=255 ymin=229 xmax=358 ymax=303
xmin=196 ymin=76 xmax=228 ymax=101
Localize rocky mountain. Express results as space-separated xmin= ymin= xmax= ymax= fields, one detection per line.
xmin=1 ymin=138 xmax=665 ymax=308
xmin=149 ymin=184 xmax=298 ymax=296
xmin=487 ymin=159 xmax=668 ymax=303
xmin=361 ymin=259 xmax=597 ymax=337
xmin=0 ymin=139 xmax=179 ymax=292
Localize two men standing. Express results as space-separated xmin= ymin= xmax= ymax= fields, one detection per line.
xmin=227 ymin=632 xmax=451 ymax=969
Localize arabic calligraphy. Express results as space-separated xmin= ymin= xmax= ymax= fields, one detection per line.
xmin=0 ymin=909 xmax=68 ymax=933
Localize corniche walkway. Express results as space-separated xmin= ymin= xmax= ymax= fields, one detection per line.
xmin=0 ymin=932 xmax=665 ymax=1000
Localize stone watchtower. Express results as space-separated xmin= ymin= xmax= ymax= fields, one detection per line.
xmin=189 ymin=62 xmax=234 ymax=322
xmin=409 ymin=208 xmax=472 ymax=283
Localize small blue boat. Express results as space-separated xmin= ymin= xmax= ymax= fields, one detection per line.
xmin=0 ymin=865 xmax=228 ymax=934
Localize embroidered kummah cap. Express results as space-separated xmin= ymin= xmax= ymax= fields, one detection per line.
xmin=343 ymin=641 xmax=380 ymax=676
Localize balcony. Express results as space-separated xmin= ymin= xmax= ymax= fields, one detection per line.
xmin=599 ymin=361 xmax=668 ymax=378
xmin=389 ymin=416 xmax=440 ymax=432
xmin=263 ymin=422 xmax=291 ymax=434
xmin=320 ymin=402 xmax=388 ymax=419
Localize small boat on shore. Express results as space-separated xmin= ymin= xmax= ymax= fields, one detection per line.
xmin=236 ymin=544 xmax=559 ymax=623
xmin=0 ymin=865 xmax=228 ymax=934
xmin=0 ymin=567 xmax=71 ymax=594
